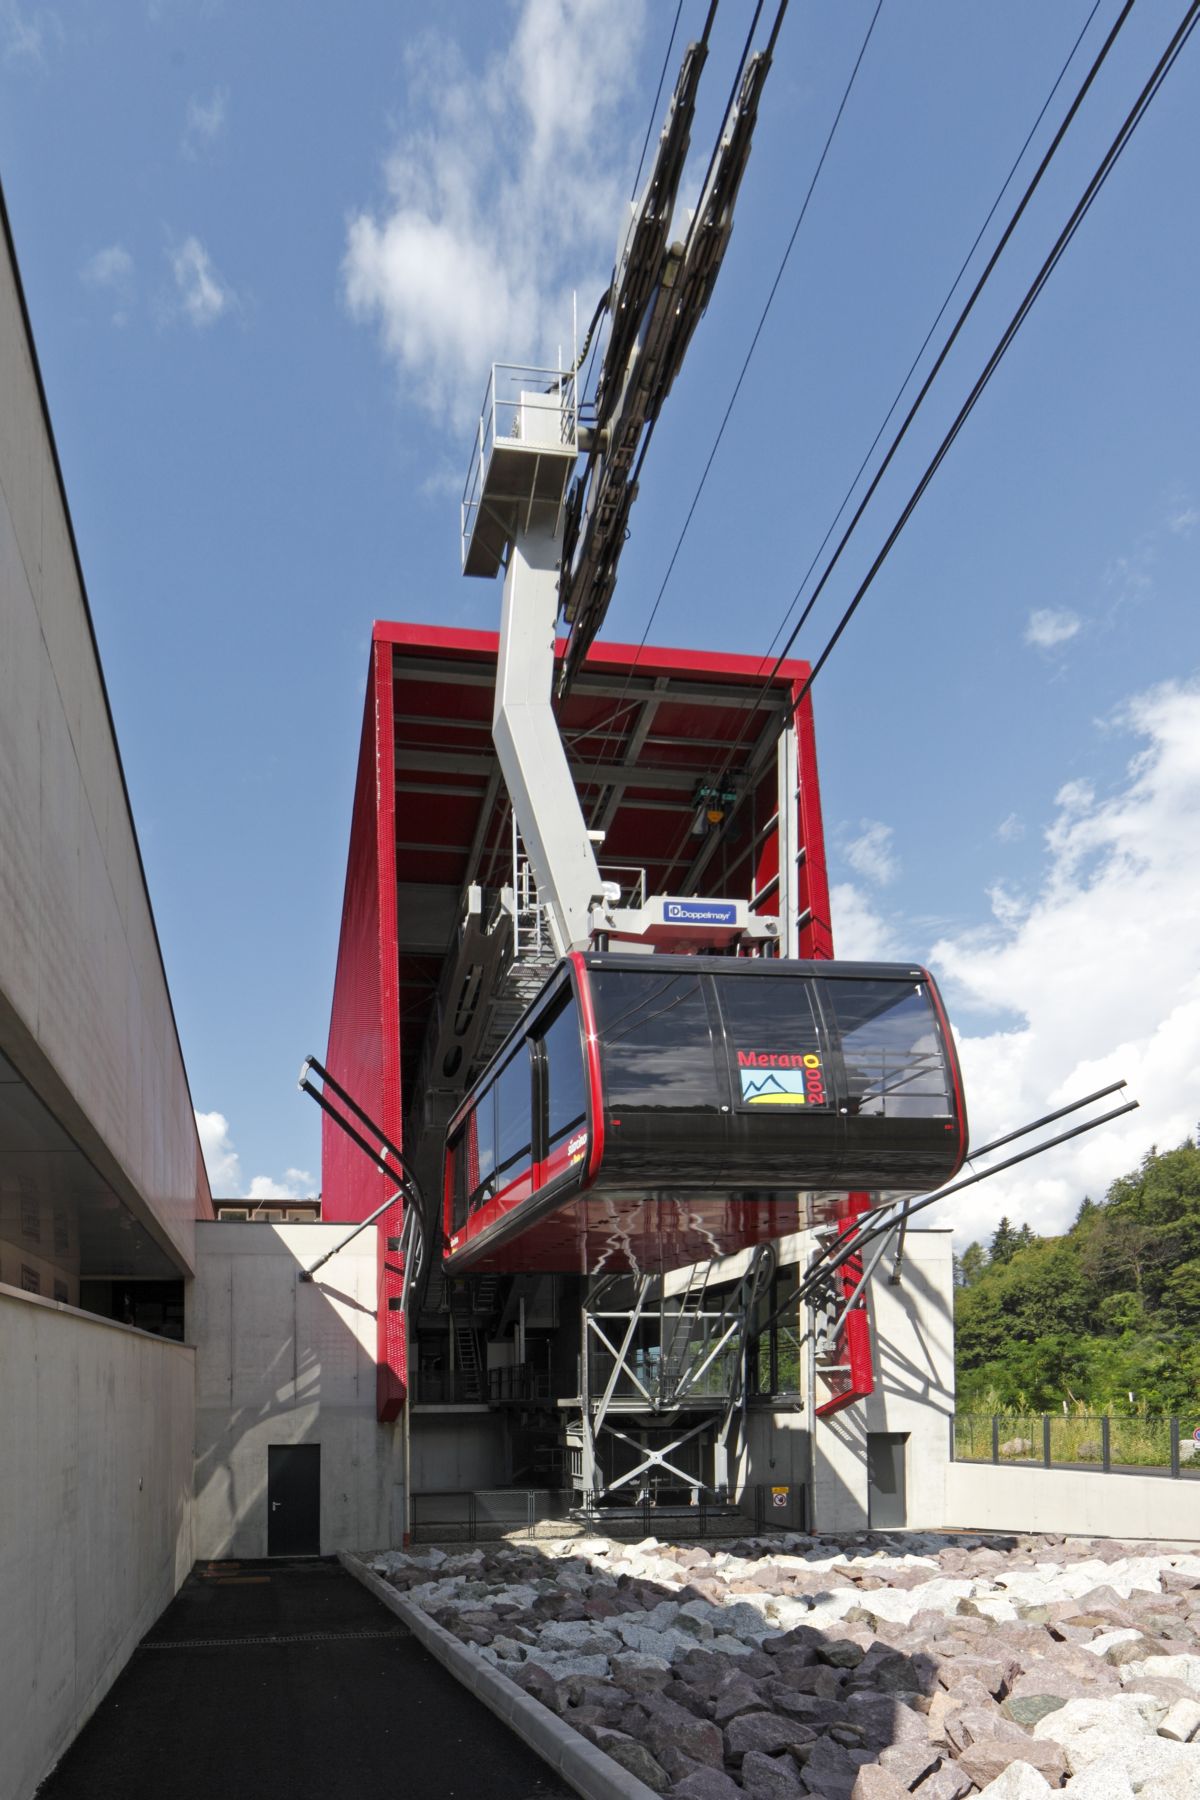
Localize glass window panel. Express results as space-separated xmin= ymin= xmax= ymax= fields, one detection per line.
xmin=463 ymin=1083 xmax=497 ymax=1211
xmin=716 ymin=975 xmax=829 ymax=1111
xmin=824 ymin=980 xmax=951 ymax=1117
xmin=543 ymin=1001 xmax=588 ymax=1150
xmin=494 ymin=1047 xmax=533 ymax=1186
xmin=591 ymin=970 xmax=719 ymax=1111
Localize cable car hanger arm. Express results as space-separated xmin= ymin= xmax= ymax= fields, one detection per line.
xmin=298 ymin=1053 xmax=424 ymax=1205
xmin=753 ymin=1085 xmax=1138 ymax=1340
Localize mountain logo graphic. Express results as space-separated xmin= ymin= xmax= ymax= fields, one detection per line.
xmin=740 ymin=1070 xmax=807 ymax=1105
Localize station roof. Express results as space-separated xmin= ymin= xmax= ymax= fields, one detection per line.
xmin=374 ymin=622 xmax=819 ymax=1101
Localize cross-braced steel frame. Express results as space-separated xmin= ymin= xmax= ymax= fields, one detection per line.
xmin=572 ymin=1246 xmax=776 ymax=1506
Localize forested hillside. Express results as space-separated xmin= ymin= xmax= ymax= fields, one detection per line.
xmin=954 ymin=1139 xmax=1200 ymax=1413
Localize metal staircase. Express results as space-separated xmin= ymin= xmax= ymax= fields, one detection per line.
xmin=454 ymin=1322 xmax=484 ymax=1401
xmin=473 ymin=830 xmax=558 ymax=1066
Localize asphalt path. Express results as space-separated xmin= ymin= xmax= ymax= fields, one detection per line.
xmin=37 ymin=1558 xmax=570 ymax=1800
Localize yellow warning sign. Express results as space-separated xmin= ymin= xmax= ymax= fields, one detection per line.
xmin=771 ymin=1485 xmax=789 ymax=1508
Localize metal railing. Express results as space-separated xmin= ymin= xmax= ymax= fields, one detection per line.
xmin=410 ymin=1484 xmax=802 ymax=1542
xmin=461 ymin=361 xmax=579 ymax=570
xmin=586 ymin=1318 xmax=741 ymax=1409
xmin=597 ymin=863 xmax=647 ymax=910
xmin=410 ymin=1489 xmax=573 ymax=1542
xmin=952 ymin=1414 xmax=1200 ymax=1479
xmin=487 ymin=1362 xmax=554 ymax=1406
xmin=410 ymin=1370 xmax=488 ymax=1406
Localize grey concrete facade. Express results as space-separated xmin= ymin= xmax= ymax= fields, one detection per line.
xmin=0 ymin=191 xmax=210 ymax=1278
xmin=0 ymin=1286 xmax=195 ymax=1800
xmin=734 ymin=1229 xmax=956 ymax=1533
xmin=0 ymin=184 xmax=214 ymax=1799
xmin=191 ymin=1223 xmax=404 ymax=1557
xmin=811 ymin=1227 xmax=956 ymax=1532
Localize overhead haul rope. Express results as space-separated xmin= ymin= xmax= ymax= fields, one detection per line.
xmin=760 ymin=0 xmax=1104 ymax=664
xmin=578 ymin=0 xmax=880 ymax=796
xmin=659 ymin=0 xmax=1139 ymax=884
xmin=661 ymin=0 xmax=1196 ymax=893
xmin=608 ymin=0 xmax=881 ymax=690
xmin=575 ymin=0 xmax=1095 ymax=765
xmin=567 ymin=1 xmax=692 ymax=400
xmin=630 ymin=0 xmax=689 ymax=203
xmin=769 ymin=0 xmax=1198 ymax=732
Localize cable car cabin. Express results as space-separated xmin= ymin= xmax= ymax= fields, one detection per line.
xmin=442 ymin=952 xmax=967 ymax=1276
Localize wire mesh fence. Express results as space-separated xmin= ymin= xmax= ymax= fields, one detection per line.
xmin=953 ymin=1414 xmax=1200 ymax=1478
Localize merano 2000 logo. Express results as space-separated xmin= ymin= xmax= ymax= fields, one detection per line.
xmin=736 ymin=1049 xmax=827 ymax=1107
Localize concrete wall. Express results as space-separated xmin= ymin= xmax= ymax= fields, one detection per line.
xmin=0 ymin=194 xmax=209 ymax=1272
xmin=945 ymin=1460 xmax=1200 ymax=1541
xmin=410 ymin=1411 xmax=508 ymax=1491
xmin=796 ymin=1229 xmax=955 ymax=1533
xmin=0 ymin=1284 xmax=195 ymax=1800
xmin=191 ymin=1223 xmax=404 ymax=1557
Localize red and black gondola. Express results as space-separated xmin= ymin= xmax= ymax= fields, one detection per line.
xmin=442 ymin=952 xmax=967 ymax=1275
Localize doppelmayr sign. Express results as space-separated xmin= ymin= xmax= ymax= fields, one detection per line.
xmin=662 ymin=900 xmax=738 ymax=926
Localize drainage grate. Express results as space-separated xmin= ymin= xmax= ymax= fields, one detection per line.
xmin=140 ymin=1627 xmax=407 ymax=1651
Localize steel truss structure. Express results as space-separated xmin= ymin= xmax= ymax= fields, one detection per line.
xmin=572 ymin=1247 xmax=775 ymax=1506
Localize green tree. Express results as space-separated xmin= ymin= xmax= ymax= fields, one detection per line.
xmin=955 ymin=1141 xmax=1200 ymax=1413
xmin=989 ymin=1216 xmax=1020 ymax=1264
xmin=956 ymin=1241 xmax=988 ymax=1289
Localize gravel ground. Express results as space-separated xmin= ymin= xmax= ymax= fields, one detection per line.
xmin=369 ymin=1530 xmax=1200 ymax=1798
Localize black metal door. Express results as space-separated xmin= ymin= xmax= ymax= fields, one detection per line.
xmin=267 ymin=1444 xmax=321 ymax=1556
xmin=866 ymin=1431 xmax=908 ymax=1528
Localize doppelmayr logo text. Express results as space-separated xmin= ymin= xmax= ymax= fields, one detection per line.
xmin=665 ymin=901 xmax=735 ymax=922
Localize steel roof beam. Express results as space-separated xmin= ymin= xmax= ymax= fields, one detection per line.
xmin=391 ymin=655 xmax=793 ymax=712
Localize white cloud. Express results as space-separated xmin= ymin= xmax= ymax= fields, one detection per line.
xmin=82 ymin=244 xmax=136 ymax=322
xmin=1024 ymin=607 xmax=1081 ymax=650
xmin=995 ymin=812 xmax=1025 ymax=843
xmin=82 ymin=243 xmax=134 ymax=290
xmin=342 ymin=0 xmax=647 ymax=429
xmin=195 ymin=1110 xmax=314 ymax=1199
xmin=168 ymin=236 xmax=235 ymax=328
xmin=829 ymin=881 xmax=900 ymax=961
xmin=195 ymin=1110 xmax=242 ymax=1194
xmin=183 ymin=86 xmax=228 ymax=158
xmin=418 ymin=459 xmax=466 ymax=502
xmin=2 ymin=2 xmax=56 ymax=65
xmin=1168 ymin=504 xmax=1198 ymax=538
xmin=926 ymin=677 xmax=1200 ymax=1244
xmin=247 ymin=1169 xmax=316 ymax=1202
xmin=842 ymin=818 xmax=899 ymax=886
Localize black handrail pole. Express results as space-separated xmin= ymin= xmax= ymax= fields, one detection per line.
xmin=757 ymin=1097 xmax=1139 ymax=1337
xmin=967 ymin=1080 xmax=1127 ymax=1160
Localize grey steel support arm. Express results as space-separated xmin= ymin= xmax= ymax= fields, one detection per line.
xmin=492 ymin=519 xmax=606 ymax=955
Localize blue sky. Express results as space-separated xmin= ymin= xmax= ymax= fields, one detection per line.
xmin=1 ymin=0 xmax=1197 ymax=1238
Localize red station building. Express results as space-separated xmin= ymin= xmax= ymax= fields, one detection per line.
xmin=322 ymin=622 xmax=834 ymax=1422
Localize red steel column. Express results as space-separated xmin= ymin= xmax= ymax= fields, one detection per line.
xmin=371 ymin=638 xmax=407 ymax=1421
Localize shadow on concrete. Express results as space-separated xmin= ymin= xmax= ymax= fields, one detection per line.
xmin=35 ymin=1557 xmax=571 ymax=1800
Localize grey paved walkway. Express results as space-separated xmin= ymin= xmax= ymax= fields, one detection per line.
xmin=37 ymin=1558 xmax=570 ymax=1800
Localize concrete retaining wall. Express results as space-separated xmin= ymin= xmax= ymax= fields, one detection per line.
xmin=945 ymin=1459 xmax=1200 ymax=1540
xmin=191 ymin=1222 xmax=403 ymax=1557
xmin=0 ymin=1285 xmax=195 ymax=1800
